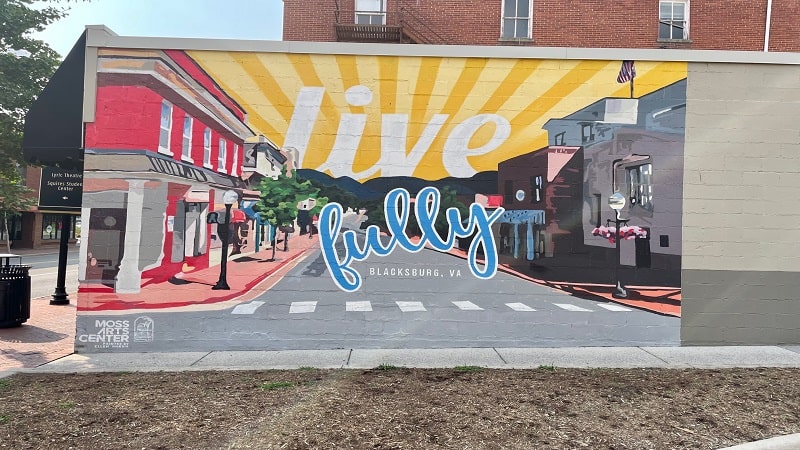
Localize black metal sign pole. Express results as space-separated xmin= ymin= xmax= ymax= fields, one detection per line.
xmin=50 ymin=213 xmax=71 ymax=305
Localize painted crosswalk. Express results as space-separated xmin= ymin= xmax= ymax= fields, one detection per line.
xmin=231 ymin=301 xmax=265 ymax=315
xmin=554 ymin=303 xmax=593 ymax=312
xmin=452 ymin=301 xmax=484 ymax=311
xmin=505 ymin=302 xmax=537 ymax=312
xmin=597 ymin=303 xmax=633 ymax=312
xmin=346 ymin=301 xmax=373 ymax=312
xmin=396 ymin=301 xmax=427 ymax=312
xmin=232 ymin=300 xmax=636 ymax=315
xmin=289 ymin=301 xmax=317 ymax=314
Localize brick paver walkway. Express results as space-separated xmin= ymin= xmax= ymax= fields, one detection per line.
xmin=0 ymin=297 xmax=77 ymax=372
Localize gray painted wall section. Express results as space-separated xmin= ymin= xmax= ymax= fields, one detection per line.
xmin=682 ymin=62 xmax=800 ymax=345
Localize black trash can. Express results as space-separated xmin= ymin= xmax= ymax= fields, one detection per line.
xmin=0 ymin=264 xmax=32 ymax=328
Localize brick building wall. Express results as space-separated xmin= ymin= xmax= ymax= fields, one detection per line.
xmin=283 ymin=0 xmax=800 ymax=52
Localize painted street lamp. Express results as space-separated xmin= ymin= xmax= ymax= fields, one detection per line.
xmin=212 ymin=189 xmax=238 ymax=291
xmin=608 ymin=192 xmax=628 ymax=299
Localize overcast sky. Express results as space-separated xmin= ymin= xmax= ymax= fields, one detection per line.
xmin=33 ymin=0 xmax=285 ymax=57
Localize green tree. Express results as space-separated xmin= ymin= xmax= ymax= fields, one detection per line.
xmin=0 ymin=171 xmax=35 ymax=253
xmin=1 ymin=0 xmax=65 ymax=173
xmin=302 ymin=179 xmax=359 ymax=213
xmin=1 ymin=1 xmax=68 ymax=250
xmin=256 ymin=171 xmax=320 ymax=254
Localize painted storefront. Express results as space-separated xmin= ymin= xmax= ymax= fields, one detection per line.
xmin=72 ymin=42 xmax=688 ymax=352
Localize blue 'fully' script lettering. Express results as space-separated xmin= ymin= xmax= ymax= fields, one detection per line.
xmin=319 ymin=187 xmax=505 ymax=292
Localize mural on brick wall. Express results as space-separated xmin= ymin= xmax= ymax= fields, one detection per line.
xmin=76 ymin=49 xmax=687 ymax=352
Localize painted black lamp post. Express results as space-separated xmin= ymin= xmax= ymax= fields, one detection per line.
xmin=608 ymin=192 xmax=628 ymax=299
xmin=212 ymin=190 xmax=239 ymax=291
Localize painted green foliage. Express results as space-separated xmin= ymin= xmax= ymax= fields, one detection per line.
xmin=256 ymin=171 xmax=326 ymax=228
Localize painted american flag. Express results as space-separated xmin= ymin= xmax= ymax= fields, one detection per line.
xmin=616 ymin=60 xmax=636 ymax=83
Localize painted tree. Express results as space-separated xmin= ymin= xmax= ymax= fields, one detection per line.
xmin=256 ymin=171 xmax=320 ymax=255
xmin=405 ymin=186 xmax=468 ymax=239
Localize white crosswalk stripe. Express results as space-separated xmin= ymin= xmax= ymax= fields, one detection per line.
xmin=506 ymin=302 xmax=536 ymax=312
xmin=452 ymin=301 xmax=484 ymax=311
xmin=554 ymin=303 xmax=593 ymax=312
xmin=231 ymin=301 xmax=265 ymax=315
xmin=289 ymin=301 xmax=317 ymax=314
xmin=231 ymin=300 xmax=638 ymax=315
xmin=396 ymin=301 xmax=426 ymax=312
xmin=346 ymin=301 xmax=373 ymax=312
xmin=597 ymin=303 xmax=633 ymax=312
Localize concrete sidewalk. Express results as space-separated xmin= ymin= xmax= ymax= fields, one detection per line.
xmin=16 ymin=344 xmax=800 ymax=373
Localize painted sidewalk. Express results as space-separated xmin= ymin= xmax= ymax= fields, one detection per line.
xmin=78 ymin=235 xmax=319 ymax=312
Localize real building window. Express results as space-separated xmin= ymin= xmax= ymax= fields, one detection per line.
xmin=218 ymin=139 xmax=227 ymax=173
xmin=502 ymin=0 xmax=531 ymax=39
xmin=355 ymin=0 xmax=386 ymax=25
xmin=659 ymin=0 xmax=689 ymax=40
xmin=203 ymin=128 xmax=212 ymax=168
xmin=0 ymin=215 xmax=22 ymax=242
xmin=41 ymin=214 xmax=78 ymax=241
xmin=159 ymin=101 xmax=173 ymax=154
xmin=182 ymin=115 xmax=193 ymax=162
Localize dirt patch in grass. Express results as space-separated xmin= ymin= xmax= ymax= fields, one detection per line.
xmin=1 ymin=368 xmax=798 ymax=449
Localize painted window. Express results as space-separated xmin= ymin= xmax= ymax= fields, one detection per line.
xmin=355 ymin=0 xmax=386 ymax=25
xmin=529 ymin=175 xmax=543 ymax=203
xmin=501 ymin=0 xmax=531 ymax=39
xmin=182 ymin=115 xmax=193 ymax=161
xmin=581 ymin=124 xmax=594 ymax=143
xmin=158 ymin=101 xmax=173 ymax=154
xmin=218 ymin=138 xmax=227 ymax=173
xmin=659 ymin=0 xmax=689 ymax=40
xmin=627 ymin=163 xmax=654 ymax=211
xmin=554 ymin=132 xmax=566 ymax=146
xmin=231 ymin=144 xmax=239 ymax=176
xmin=203 ymin=128 xmax=212 ymax=168
xmin=503 ymin=180 xmax=514 ymax=204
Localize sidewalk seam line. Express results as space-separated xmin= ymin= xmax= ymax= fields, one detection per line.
xmin=638 ymin=347 xmax=671 ymax=365
xmin=343 ymin=348 xmax=353 ymax=368
xmin=189 ymin=351 xmax=213 ymax=367
xmin=492 ymin=347 xmax=508 ymax=365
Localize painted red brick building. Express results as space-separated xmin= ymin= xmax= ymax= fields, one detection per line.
xmin=283 ymin=0 xmax=800 ymax=52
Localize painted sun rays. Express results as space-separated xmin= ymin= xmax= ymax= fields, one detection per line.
xmin=188 ymin=50 xmax=687 ymax=181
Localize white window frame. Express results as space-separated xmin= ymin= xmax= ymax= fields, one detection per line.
xmin=501 ymin=0 xmax=533 ymax=39
xmin=181 ymin=115 xmax=193 ymax=163
xmin=218 ymin=138 xmax=227 ymax=174
xmin=203 ymin=128 xmax=212 ymax=169
xmin=158 ymin=100 xmax=173 ymax=155
xmin=231 ymin=143 xmax=239 ymax=177
xmin=659 ymin=0 xmax=689 ymax=40
xmin=355 ymin=0 xmax=386 ymax=25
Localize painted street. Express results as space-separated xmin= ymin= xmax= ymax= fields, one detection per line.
xmin=86 ymin=238 xmax=679 ymax=352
